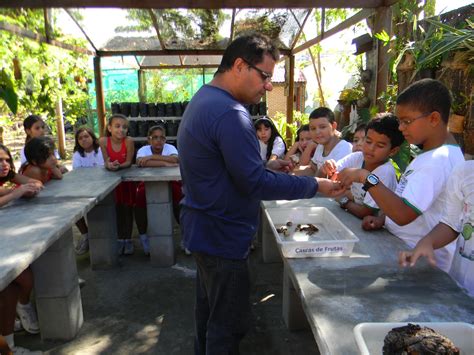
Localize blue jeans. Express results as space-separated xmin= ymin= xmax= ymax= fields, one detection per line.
xmin=193 ymin=252 xmax=251 ymax=355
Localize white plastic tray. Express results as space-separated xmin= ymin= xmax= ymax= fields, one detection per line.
xmin=264 ymin=206 xmax=359 ymax=258
xmin=353 ymin=322 xmax=474 ymax=355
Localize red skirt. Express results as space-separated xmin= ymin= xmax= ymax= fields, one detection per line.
xmin=114 ymin=181 xmax=137 ymax=207
xmin=135 ymin=181 xmax=183 ymax=209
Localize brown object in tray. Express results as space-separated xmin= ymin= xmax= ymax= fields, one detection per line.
xmin=295 ymin=223 xmax=319 ymax=236
xmin=382 ymin=323 xmax=460 ymax=355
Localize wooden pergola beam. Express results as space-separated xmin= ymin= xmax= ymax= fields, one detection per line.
xmin=2 ymin=0 xmax=394 ymax=9
xmin=141 ymin=64 xmax=219 ymax=70
xmin=0 ymin=21 xmax=94 ymax=55
xmin=292 ymin=9 xmax=374 ymax=54
xmin=97 ymin=48 xmax=292 ymax=57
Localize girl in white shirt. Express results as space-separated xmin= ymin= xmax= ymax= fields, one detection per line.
xmin=254 ymin=117 xmax=287 ymax=162
xmin=72 ymin=127 xmax=104 ymax=255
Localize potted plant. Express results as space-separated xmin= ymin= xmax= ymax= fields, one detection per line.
xmin=449 ymin=91 xmax=469 ymax=134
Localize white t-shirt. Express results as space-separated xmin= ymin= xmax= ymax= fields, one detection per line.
xmin=385 ymin=144 xmax=465 ymax=272
xmin=442 ymin=161 xmax=474 ymax=296
xmin=259 ymin=136 xmax=286 ymax=162
xmin=20 ymin=146 xmax=60 ymax=165
xmin=311 ymin=139 xmax=352 ymax=171
xmin=72 ymin=150 xmax=104 ymax=169
xmin=136 ymin=143 xmax=178 ymax=159
xmin=335 ymin=152 xmax=398 ymax=210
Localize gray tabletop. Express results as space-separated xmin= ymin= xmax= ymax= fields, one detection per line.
xmin=263 ymin=197 xmax=474 ymax=354
xmin=120 ymin=166 xmax=181 ymax=181
xmin=0 ymin=168 xmax=121 ymax=290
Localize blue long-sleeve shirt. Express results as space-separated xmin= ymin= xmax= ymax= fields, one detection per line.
xmin=177 ymin=85 xmax=318 ymax=259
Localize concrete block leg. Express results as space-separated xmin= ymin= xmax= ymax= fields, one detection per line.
xmin=282 ymin=263 xmax=309 ymax=331
xmin=88 ymin=192 xmax=118 ymax=270
xmin=145 ymin=181 xmax=175 ymax=267
xmin=31 ymin=228 xmax=83 ymax=340
xmin=262 ymin=211 xmax=281 ymax=263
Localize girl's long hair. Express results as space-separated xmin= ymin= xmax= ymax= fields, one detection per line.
xmin=0 ymin=144 xmax=16 ymax=183
xmin=74 ymin=127 xmax=100 ymax=157
xmin=254 ymin=117 xmax=287 ymax=161
xmin=23 ymin=115 xmax=44 ymax=144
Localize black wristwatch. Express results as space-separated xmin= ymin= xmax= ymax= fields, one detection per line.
xmin=339 ymin=196 xmax=350 ymax=208
xmin=362 ymin=173 xmax=380 ymax=191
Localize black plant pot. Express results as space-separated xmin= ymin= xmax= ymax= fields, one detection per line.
xmin=139 ymin=103 xmax=148 ymax=117
xmin=258 ymin=102 xmax=267 ymax=115
xmin=165 ymin=103 xmax=174 ymax=117
xmin=120 ymin=102 xmax=131 ymax=117
xmin=128 ymin=120 xmax=138 ymax=137
xmin=157 ymin=103 xmax=166 ymax=117
xmin=148 ymin=103 xmax=158 ymax=117
xmin=174 ymin=102 xmax=183 ymax=116
xmin=138 ymin=121 xmax=149 ymax=137
xmin=111 ymin=102 xmax=121 ymax=114
xmin=130 ymin=103 xmax=139 ymax=117
xmin=167 ymin=121 xmax=179 ymax=136
xmin=182 ymin=101 xmax=189 ymax=114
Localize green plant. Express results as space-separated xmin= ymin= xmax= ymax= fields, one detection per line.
xmin=273 ymin=111 xmax=308 ymax=144
xmin=377 ymin=84 xmax=398 ymax=112
xmin=0 ymin=69 xmax=18 ymax=114
xmin=451 ymin=91 xmax=469 ymax=116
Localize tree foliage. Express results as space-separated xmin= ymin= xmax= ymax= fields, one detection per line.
xmin=0 ymin=9 xmax=91 ymax=131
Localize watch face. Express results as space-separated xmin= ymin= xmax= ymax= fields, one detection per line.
xmin=367 ymin=174 xmax=379 ymax=185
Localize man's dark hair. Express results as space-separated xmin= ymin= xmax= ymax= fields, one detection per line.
xmin=396 ymin=79 xmax=451 ymax=123
xmin=366 ymin=113 xmax=405 ymax=148
xmin=309 ymin=107 xmax=335 ymax=123
xmin=24 ymin=136 xmax=55 ymax=166
xmin=217 ymin=33 xmax=279 ymax=73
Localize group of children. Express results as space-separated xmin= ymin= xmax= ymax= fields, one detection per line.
xmin=0 ymin=113 xmax=182 ymax=354
xmin=255 ymin=79 xmax=472 ymax=297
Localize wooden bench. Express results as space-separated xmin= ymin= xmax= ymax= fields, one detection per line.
xmin=260 ymin=197 xmax=474 ymax=354
xmin=0 ymin=166 xmax=181 ymax=340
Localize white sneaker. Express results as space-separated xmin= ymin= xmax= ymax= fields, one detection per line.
xmin=12 ymin=346 xmax=42 ymax=354
xmin=123 ymin=239 xmax=134 ymax=255
xmin=16 ymin=303 xmax=40 ymax=334
xmin=75 ymin=234 xmax=89 ymax=255
xmin=139 ymin=235 xmax=150 ymax=256
xmin=184 ymin=248 xmax=192 ymax=256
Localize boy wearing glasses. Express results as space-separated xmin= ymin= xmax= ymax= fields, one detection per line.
xmin=338 ymin=79 xmax=464 ymax=272
xmin=135 ymin=125 xmax=180 ymax=256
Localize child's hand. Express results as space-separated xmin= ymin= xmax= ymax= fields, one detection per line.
xmin=59 ymin=165 xmax=69 ymax=174
xmin=338 ymin=168 xmax=370 ymax=189
xmin=15 ymin=183 xmax=42 ymax=198
xmin=361 ymin=215 xmax=385 ymax=230
xmin=399 ymin=239 xmax=437 ymax=268
xmin=137 ymin=157 xmax=151 ymax=167
xmin=322 ymin=160 xmax=338 ymax=179
xmin=45 ymin=155 xmax=58 ymax=169
xmin=316 ymin=177 xmax=345 ymax=197
xmin=106 ymin=159 xmax=120 ymax=171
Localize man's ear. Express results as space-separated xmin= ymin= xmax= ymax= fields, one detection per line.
xmin=233 ymin=58 xmax=246 ymax=74
xmin=389 ymin=146 xmax=400 ymax=157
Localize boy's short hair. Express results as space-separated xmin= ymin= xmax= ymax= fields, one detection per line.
xmin=24 ymin=136 xmax=55 ymax=166
xmin=366 ymin=113 xmax=405 ymax=148
xmin=396 ymin=79 xmax=451 ymax=123
xmin=148 ymin=125 xmax=166 ymax=137
xmin=309 ymin=107 xmax=335 ymax=123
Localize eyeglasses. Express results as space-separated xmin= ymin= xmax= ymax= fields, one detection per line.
xmin=397 ymin=112 xmax=432 ymax=128
xmin=241 ymin=58 xmax=272 ymax=83
xmin=149 ymin=136 xmax=166 ymax=142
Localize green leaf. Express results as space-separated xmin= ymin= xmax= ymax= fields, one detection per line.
xmin=374 ymin=30 xmax=390 ymax=45
xmin=0 ymin=69 xmax=18 ymax=114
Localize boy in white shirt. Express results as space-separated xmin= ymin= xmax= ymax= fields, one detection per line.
xmin=322 ymin=114 xmax=404 ymax=219
xmin=338 ymin=79 xmax=464 ymax=272
xmin=399 ymin=160 xmax=474 ymax=296
xmin=135 ymin=125 xmax=181 ymax=255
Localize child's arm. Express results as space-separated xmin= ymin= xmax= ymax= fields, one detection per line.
xmin=293 ymin=161 xmax=318 ymax=176
xmin=141 ymin=160 xmax=178 ymax=168
xmin=137 ymin=155 xmax=178 ymax=167
xmin=46 ymin=155 xmax=63 ymax=179
xmin=284 ymin=142 xmax=300 ymax=161
xmin=0 ymin=183 xmax=41 ymax=207
xmin=399 ymin=223 xmax=458 ymax=267
xmin=342 ymin=200 xmax=376 ymax=219
xmin=11 ymin=173 xmax=43 ymax=188
xmin=298 ymin=141 xmax=317 ymax=166
xmin=338 ymin=168 xmax=418 ymax=226
xmin=119 ymin=137 xmax=134 ymax=169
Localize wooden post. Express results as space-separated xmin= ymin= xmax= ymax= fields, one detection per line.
xmin=94 ymin=56 xmax=106 ymax=136
xmin=286 ymin=54 xmax=295 ymax=144
xmin=55 ymin=78 xmax=66 ymax=159
xmin=374 ymin=6 xmax=392 ymax=110
xmin=138 ymin=69 xmax=146 ymax=102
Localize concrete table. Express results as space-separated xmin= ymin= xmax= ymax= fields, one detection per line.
xmin=260 ymin=197 xmax=474 ymax=354
xmin=121 ymin=166 xmax=181 ymax=267
xmin=0 ymin=168 xmax=120 ymax=340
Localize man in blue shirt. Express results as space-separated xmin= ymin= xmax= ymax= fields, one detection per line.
xmin=178 ymin=33 xmax=343 ymax=355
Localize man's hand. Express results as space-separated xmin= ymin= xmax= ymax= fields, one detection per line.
xmin=266 ymin=159 xmax=294 ymax=173
xmin=316 ymin=177 xmax=345 ymax=197
xmin=399 ymin=238 xmax=437 ymax=268
xmin=338 ymin=168 xmax=370 ymax=189
xmin=361 ymin=215 xmax=385 ymax=230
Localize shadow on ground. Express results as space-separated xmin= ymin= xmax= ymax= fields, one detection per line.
xmin=15 ymin=228 xmax=319 ymax=355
